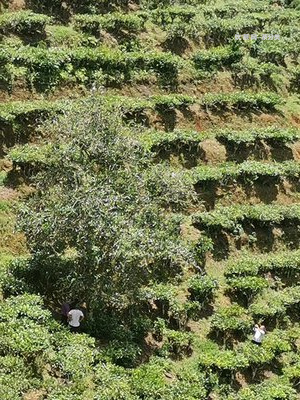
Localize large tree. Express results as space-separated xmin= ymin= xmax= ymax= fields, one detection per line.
xmin=16 ymin=98 xmax=197 ymax=333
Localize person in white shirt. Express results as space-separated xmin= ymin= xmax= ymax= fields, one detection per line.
xmin=252 ymin=324 xmax=266 ymax=345
xmin=67 ymin=306 xmax=84 ymax=333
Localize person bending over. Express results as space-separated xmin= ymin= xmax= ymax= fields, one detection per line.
xmin=252 ymin=324 xmax=266 ymax=345
xmin=67 ymin=305 xmax=84 ymax=333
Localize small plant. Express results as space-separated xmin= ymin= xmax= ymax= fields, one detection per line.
xmin=160 ymin=329 xmax=193 ymax=358
xmin=211 ymin=304 xmax=253 ymax=335
xmin=188 ymin=275 xmax=218 ymax=303
xmin=227 ymin=276 xmax=269 ymax=304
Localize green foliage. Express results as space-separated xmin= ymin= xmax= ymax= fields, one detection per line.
xmin=131 ymin=358 xmax=168 ymax=398
xmin=227 ymin=377 xmax=297 ymax=399
xmin=8 ymin=143 xmax=54 ymax=166
xmin=15 ymin=98 xmax=199 ymax=329
xmin=50 ymin=332 xmax=96 ymax=379
xmin=198 ymin=340 xmax=248 ymax=371
xmin=73 ymin=12 xmax=146 ymax=35
xmin=188 ymin=160 xmax=300 ymax=185
xmin=193 ymin=44 xmax=242 ymax=72
xmin=0 ymin=355 xmax=39 ymax=400
xmin=150 ymin=5 xmax=198 ymax=26
xmin=187 ymin=275 xmax=218 ymax=303
xmin=225 ymin=249 xmax=300 ymax=277
xmin=0 ymin=92 xmax=283 ymax=134
xmin=1 ymin=45 xmax=182 ymax=91
xmin=160 ymin=329 xmax=194 ymax=358
xmin=0 ymin=11 xmax=51 ymax=36
xmin=0 ymin=294 xmax=53 ymax=357
xmin=46 ymin=25 xmax=97 ymax=47
xmin=226 ymin=276 xmax=269 ymax=301
xmin=101 ymin=340 xmax=142 ymax=367
xmin=211 ymin=304 xmax=252 ymax=334
xmin=26 ymin=0 xmax=131 ymax=16
xmin=1 ymin=2 xmax=300 ymax=399
xmin=231 ymin=56 xmax=283 ymax=89
xmin=143 ymin=164 xmax=196 ymax=210
xmin=198 ymin=328 xmax=296 ymax=376
xmin=200 ymin=91 xmax=283 ymax=111
xmin=193 ymin=204 xmax=300 ymax=231
xmin=141 ymin=126 xmax=300 ymax=152
xmin=249 ymin=286 xmax=300 ymax=318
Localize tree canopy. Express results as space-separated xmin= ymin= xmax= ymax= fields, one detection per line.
xmin=16 ymin=98 xmax=197 ymax=334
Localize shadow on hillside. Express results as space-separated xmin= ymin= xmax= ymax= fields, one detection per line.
xmin=162 ymin=37 xmax=190 ymax=56
xmin=25 ymin=0 xmax=132 ymax=21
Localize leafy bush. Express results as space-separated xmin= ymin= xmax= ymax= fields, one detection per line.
xmin=100 ymin=340 xmax=142 ymax=367
xmin=211 ymin=304 xmax=253 ymax=334
xmin=188 ymin=275 xmax=218 ymax=303
xmin=193 ymin=204 xmax=300 ymax=231
xmin=226 ymin=276 xmax=269 ymax=303
xmin=201 ymin=91 xmax=283 ymax=111
xmin=188 ymin=160 xmax=300 ymax=186
xmin=227 ymin=377 xmax=297 ymax=399
xmin=225 ymin=249 xmax=300 ymax=278
xmin=0 ymin=355 xmax=39 ymax=400
xmin=73 ymin=12 xmax=146 ymax=35
xmin=249 ymin=286 xmax=300 ymax=319
xmin=0 ymin=11 xmax=51 ymax=36
xmin=50 ymin=332 xmax=95 ymax=379
xmin=2 ymin=45 xmax=182 ymax=91
xmin=15 ymin=98 xmax=199 ymax=332
xmin=141 ymin=126 xmax=300 ymax=152
xmin=198 ymin=340 xmax=248 ymax=372
xmin=131 ymin=357 xmax=168 ymax=398
xmin=193 ymin=44 xmax=242 ymax=72
xmin=160 ymin=329 xmax=194 ymax=358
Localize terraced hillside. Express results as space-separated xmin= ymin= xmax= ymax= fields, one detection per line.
xmin=1 ymin=0 xmax=300 ymax=399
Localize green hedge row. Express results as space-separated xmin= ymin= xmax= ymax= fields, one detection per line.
xmin=249 ymin=286 xmax=300 ymax=318
xmin=0 ymin=11 xmax=52 ymax=36
xmin=1 ymin=45 xmax=182 ymax=91
xmin=187 ymin=160 xmax=300 ymax=185
xmin=198 ymin=327 xmax=298 ymax=372
xmin=225 ymin=249 xmax=300 ymax=277
xmin=0 ymin=91 xmax=283 ymax=135
xmin=192 ymin=203 xmax=300 ymax=230
xmin=226 ymin=276 xmax=270 ymax=302
xmin=225 ymin=250 xmax=300 ymax=302
xmin=141 ymin=126 xmax=300 ymax=151
xmin=73 ymin=12 xmax=147 ymax=35
xmin=10 ymin=143 xmax=298 ymax=177
xmin=193 ymin=44 xmax=242 ymax=71
xmin=210 ymin=304 xmax=252 ymax=334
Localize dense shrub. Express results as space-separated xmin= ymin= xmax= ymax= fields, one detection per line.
xmin=188 ymin=275 xmax=218 ymax=303
xmin=210 ymin=304 xmax=253 ymax=335
xmin=14 ymin=98 xmax=199 ymax=334
xmin=0 ymin=11 xmax=51 ymax=36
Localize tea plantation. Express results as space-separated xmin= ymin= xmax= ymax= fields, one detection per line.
xmin=1 ymin=0 xmax=300 ymax=399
